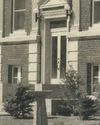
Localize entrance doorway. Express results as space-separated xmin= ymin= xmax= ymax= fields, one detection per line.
xmin=51 ymin=28 xmax=67 ymax=84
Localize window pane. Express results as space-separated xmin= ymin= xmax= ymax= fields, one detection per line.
xmin=15 ymin=0 xmax=25 ymax=10
xmin=93 ymin=66 xmax=99 ymax=92
xmin=52 ymin=37 xmax=57 ymax=78
xmin=8 ymin=65 xmax=13 ymax=83
xmin=94 ymin=2 xmax=100 ymax=23
xmin=13 ymin=67 xmax=18 ymax=77
xmin=14 ymin=12 xmax=25 ymax=30
xmin=60 ymin=36 xmax=66 ymax=78
xmin=13 ymin=78 xmax=18 ymax=84
xmin=93 ymin=66 xmax=99 ymax=77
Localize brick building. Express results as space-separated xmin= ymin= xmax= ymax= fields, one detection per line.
xmin=0 ymin=0 xmax=100 ymax=115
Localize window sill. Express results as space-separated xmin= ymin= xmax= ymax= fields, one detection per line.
xmin=10 ymin=30 xmax=27 ymax=37
xmin=89 ymin=23 xmax=100 ymax=31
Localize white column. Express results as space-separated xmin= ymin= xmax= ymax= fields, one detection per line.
xmin=46 ymin=99 xmax=52 ymax=116
xmin=28 ymin=43 xmax=38 ymax=84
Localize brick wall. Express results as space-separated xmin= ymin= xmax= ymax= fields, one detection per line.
xmin=43 ymin=84 xmax=67 ymax=99
xmin=1 ymin=43 xmax=29 ymax=100
xmin=78 ymin=39 xmax=100 ymax=94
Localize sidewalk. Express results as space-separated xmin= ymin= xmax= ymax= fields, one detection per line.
xmin=0 ymin=115 xmax=100 ymax=125
xmin=48 ymin=116 xmax=100 ymax=125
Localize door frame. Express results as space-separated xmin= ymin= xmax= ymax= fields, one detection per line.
xmin=50 ymin=28 xmax=67 ymax=84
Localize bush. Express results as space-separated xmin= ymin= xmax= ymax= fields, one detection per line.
xmin=80 ymin=95 xmax=98 ymax=120
xmin=60 ymin=69 xmax=83 ymax=116
xmin=57 ymin=104 xmax=73 ymax=116
xmin=62 ymin=69 xmax=83 ymax=99
xmin=4 ymin=84 xmax=34 ymax=118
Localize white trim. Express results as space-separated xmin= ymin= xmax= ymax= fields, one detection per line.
xmin=51 ymin=28 xmax=67 ymax=34
xmin=94 ymin=0 xmax=100 ymax=1
xmin=68 ymin=30 xmax=100 ymax=38
xmin=41 ymin=0 xmax=68 ymax=9
xmin=0 ymin=36 xmax=35 ymax=43
xmin=42 ymin=10 xmax=66 ymax=19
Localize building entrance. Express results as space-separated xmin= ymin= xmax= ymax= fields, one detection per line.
xmin=51 ymin=28 xmax=67 ymax=84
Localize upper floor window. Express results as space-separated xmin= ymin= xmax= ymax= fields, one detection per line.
xmin=93 ymin=0 xmax=100 ymax=24
xmin=13 ymin=0 xmax=26 ymax=30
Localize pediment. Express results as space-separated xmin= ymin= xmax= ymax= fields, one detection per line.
xmin=41 ymin=0 xmax=68 ymax=9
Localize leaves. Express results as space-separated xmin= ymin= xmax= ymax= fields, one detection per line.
xmin=62 ymin=69 xmax=83 ymax=99
xmin=4 ymin=84 xmax=34 ymax=118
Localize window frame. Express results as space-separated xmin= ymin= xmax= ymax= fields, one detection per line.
xmin=91 ymin=64 xmax=100 ymax=93
xmin=8 ymin=65 xmax=22 ymax=84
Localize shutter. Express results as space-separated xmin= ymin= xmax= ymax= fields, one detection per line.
xmin=90 ymin=0 xmax=93 ymax=27
xmin=87 ymin=63 xmax=92 ymax=95
xmin=25 ymin=0 xmax=32 ymax=35
xmin=8 ymin=65 xmax=13 ymax=84
xmin=80 ymin=0 xmax=91 ymax=30
xmin=3 ymin=0 xmax=12 ymax=37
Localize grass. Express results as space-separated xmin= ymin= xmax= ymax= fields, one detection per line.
xmin=1 ymin=115 xmax=100 ymax=125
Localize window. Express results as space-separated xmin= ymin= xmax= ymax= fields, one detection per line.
xmin=87 ymin=63 xmax=100 ymax=94
xmin=93 ymin=1 xmax=100 ymax=24
xmin=93 ymin=65 xmax=100 ymax=91
xmin=8 ymin=65 xmax=22 ymax=84
xmin=13 ymin=0 xmax=26 ymax=30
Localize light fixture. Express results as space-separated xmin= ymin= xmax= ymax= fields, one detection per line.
xmin=34 ymin=8 xmax=41 ymax=22
xmin=64 ymin=4 xmax=72 ymax=19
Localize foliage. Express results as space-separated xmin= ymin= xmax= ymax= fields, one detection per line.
xmin=4 ymin=84 xmax=34 ymax=118
xmin=80 ymin=95 xmax=98 ymax=120
xmin=59 ymin=68 xmax=84 ymax=116
xmin=57 ymin=103 xmax=73 ymax=116
xmin=62 ymin=69 xmax=83 ymax=99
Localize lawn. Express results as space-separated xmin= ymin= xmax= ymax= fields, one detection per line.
xmin=1 ymin=115 xmax=100 ymax=125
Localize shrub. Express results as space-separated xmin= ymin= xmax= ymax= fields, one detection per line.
xmin=62 ymin=69 xmax=83 ymax=99
xmin=57 ymin=104 xmax=73 ymax=116
xmin=61 ymin=68 xmax=84 ymax=116
xmin=4 ymin=84 xmax=34 ymax=118
xmin=80 ymin=95 xmax=98 ymax=120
